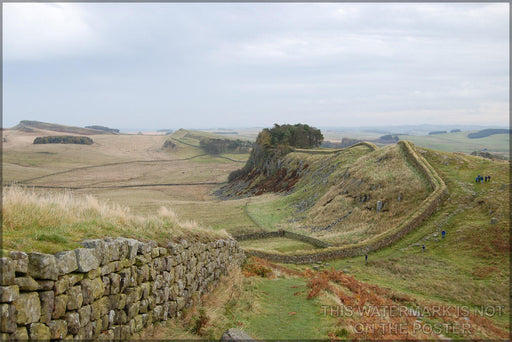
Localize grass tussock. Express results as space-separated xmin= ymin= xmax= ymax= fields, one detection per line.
xmin=2 ymin=186 xmax=229 ymax=254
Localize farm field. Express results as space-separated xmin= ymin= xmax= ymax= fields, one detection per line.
xmin=2 ymin=122 xmax=509 ymax=340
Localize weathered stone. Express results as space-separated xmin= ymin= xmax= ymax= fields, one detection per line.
xmin=78 ymin=304 xmax=92 ymax=327
xmin=125 ymin=287 xmax=142 ymax=306
xmin=8 ymin=251 xmax=28 ymax=275
xmin=91 ymin=297 xmax=110 ymax=320
xmin=11 ymin=326 xmax=28 ymax=340
xmin=119 ymin=268 xmax=135 ymax=291
xmin=127 ymin=302 xmax=140 ymax=319
xmin=109 ymin=273 xmax=121 ymax=295
xmin=27 ymin=252 xmax=58 ymax=280
xmin=86 ymin=267 xmax=102 ymax=279
xmin=0 ymin=285 xmax=19 ymax=303
xmin=15 ymin=276 xmax=39 ymax=291
xmin=65 ymin=311 xmax=80 ymax=334
xmin=28 ymin=322 xmax=51 ymax=341
xmin=48 ymin=319 xmax=68 ymax=339
xmin=55 ymin=250 xmax=78 ymax=275
xmin=75 ymin=248 xmax=100 ymax=273
xmin=68 ymin=273 xmax=84 ymax=286
xmin=134 ymin=314 xmax=144 ymax=332
xmin=92 ymin=319 xmax=102 ymax=338
xmin=220 ymin=328 xmax=255 ymax=341
xmin=13 ymin=292 xmax=40 ymax=324
xmin=376 ymin=200 xmax=383 ymax=212
xmin=39 ymin=290 xmax=54 ymax=324
xmin=55 ymin=276 xmax=70 ymax=295
xmin=36 ymin=280 xmax=54 ymax=291
xmin=81 ymin=277 xmax=105 ymax=304
xmin=52 ymin=294 xmax=68 ymax=319
xmin=0 ymin=258 xmax=15 ymax=286
xmin=0 ymin=304 xmax=17 ymax=333
xmin=82 ymin=239 xmax=108 ymax=265
xmin=114 ymin=309 xmax=127 ymax=325
xmin=98 ymin=329 xmax=114 ymax=340
xmin=66 ymin=285 xmax=83 ymax=310
xmin=76 ymin=322 xmax=93 ymax=340
xmin=109 ymin=294 xmax=126 ymax=310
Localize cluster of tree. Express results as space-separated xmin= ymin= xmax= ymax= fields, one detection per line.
xmin=467 ymin=129 xmax=510 ymax=139
xmin=261 ymin=123 xmax=324 ymax=149
xmin=33 ymin=136 xmax=94 ymax=145
xmin=199 ymin=138 xmax=252 ymax=155
xmin=85 ymin=125 xmax=120 ymax=133
xmin=450 ymin=129 xmax=461 ymax=133
xmin=428 ymin=131 xmax=447 ymax=135
xmin=228 ymin=123 xmax=323 ymax=182
xmin=379 ymin=134 xmax=399 ymax=141
xmin=162 ymin=140 xmax=177 ymax=149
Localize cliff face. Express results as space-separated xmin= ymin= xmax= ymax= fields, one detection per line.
xmin=0 ymin=237 xmax=244 ymax=340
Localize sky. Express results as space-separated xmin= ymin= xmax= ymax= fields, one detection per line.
xmin=3 ymin=3 xmax=509 ymax=130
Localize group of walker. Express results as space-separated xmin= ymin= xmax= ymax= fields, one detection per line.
xmin=475 ymin=174 xmax=491 ymax=183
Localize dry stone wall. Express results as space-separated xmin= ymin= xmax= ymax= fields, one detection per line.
xmin=0 ymin=237 xmax=244 ymax=340
xmin=241 ymin=141 xmax=448 ymax=264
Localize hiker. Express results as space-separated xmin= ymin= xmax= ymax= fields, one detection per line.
xmin=365 ymin=254 xmax=368 ymax=264
xmin=442 ymin=230 xmax=446 ymax=239
xmin=487 ymin=175 xmax=491 ymax=182
xmin=422 ymin=244 xmax=425 ymax=252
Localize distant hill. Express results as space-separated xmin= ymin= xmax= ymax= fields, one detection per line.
xmin=85 ymin=125 xmax=120 ymax=134
xmin=12 ymin=120 xmax=112 ymax=135
xmin=467 ymin=128 xmax=510 ymax=139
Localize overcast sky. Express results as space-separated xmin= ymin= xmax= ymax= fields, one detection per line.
xmin=3 ymin=3 xmax=509 ymax=130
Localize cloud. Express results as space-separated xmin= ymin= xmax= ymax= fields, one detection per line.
xmin=4 ymin=3 xmax=100 ymax=61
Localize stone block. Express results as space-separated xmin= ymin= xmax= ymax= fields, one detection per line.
xmin=11 ymin=326 xmax=28 ymax=340
xmin=0 ymin=258 xmax=15 ymax=286
xmin=0 ymin=304 xmax=17 ymax=333
xmin=78 ymin=304 xmax=92 ymax=327
xmin=55 ymin=250 xmax=78 ymax=275
xmin=0 ymin=285 xmax=18 ymax=303
xmin=109 ymin=273 xmax=121 ymax=295
xmin=39 ymin=290 xmax=54 ymax=324
xmin=15 ymin=276 xmax=38 ymax=291
xmin=75 ymin=248 xmax=99 ymax=273
xmin=48 ymin=319 xmax=68 ymax=340
xmin=28 ymin=322 xmax=51 ymax=341
xmin=65 ymin=311 xmax=80 ymax=335
xmin=91 ymin=296 xmax=110 ymax=320
xmin=81 ymin=277 xmax=105 ymax=305
xmin=52 ymin=294 xmax=68 ymax=319
xmin=27 ymin=252 xmax=58 ymax=280
xmin=66 ymin=285 xmax=83 ymax=310
xmin=8 ymin=251 xmax=28 ymax=275
xmin=109 ymin=294 xmax=126 ymax=310
xmin=13 ymin=292 xmax=40 ymax=324
xmin=37 ymin=279 xmax=55 ymax=291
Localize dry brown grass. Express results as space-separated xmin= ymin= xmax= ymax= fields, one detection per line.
xmin=303 ymin=145 xmax=431 ymax=244
xmin=2 ymin=186 xmax=229 ymax=254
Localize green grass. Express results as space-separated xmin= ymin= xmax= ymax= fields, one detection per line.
xmin=239 ymin=237 xmax=322 ymax=253
xmin=400 ymin=131 xmax=509 ymax=157
xmin=241 ymin=277 xmax=335 ymax=339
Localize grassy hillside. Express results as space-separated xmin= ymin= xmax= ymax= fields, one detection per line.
xmin=398 ymin=131 xmax=509 ymax=158
xmin=11 ymin=120 xmax=112 ymax=135
xmin=2 ymin=186 xmax=228 ymax=255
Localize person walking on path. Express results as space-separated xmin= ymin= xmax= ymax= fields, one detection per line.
xmin=422 ymin=244 xmax=426 ymax=252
